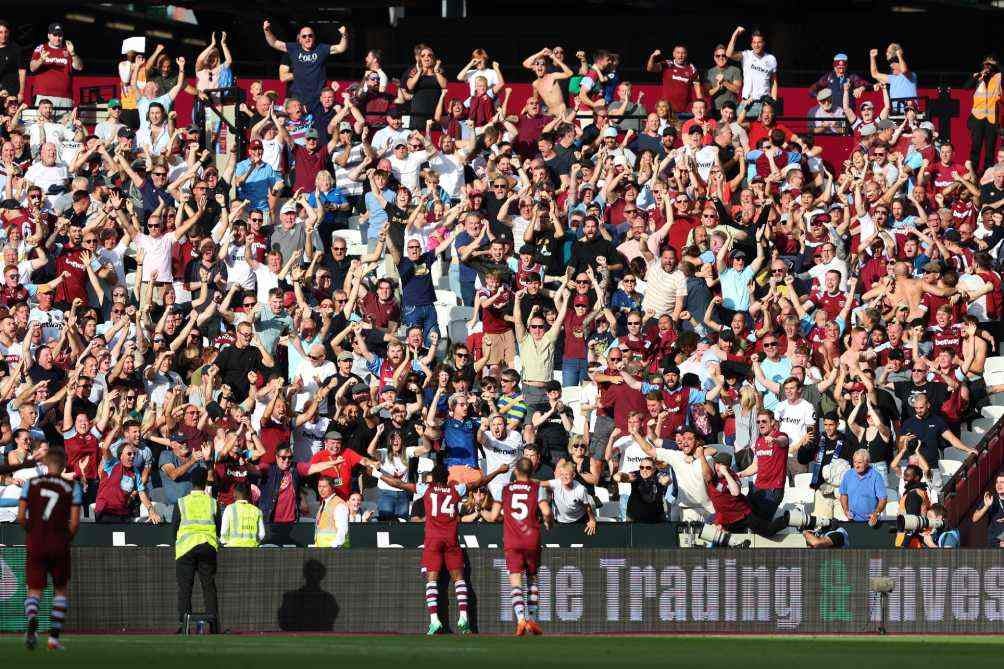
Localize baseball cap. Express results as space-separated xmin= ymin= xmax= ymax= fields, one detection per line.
xmin=170 ymin=433 xmax=188 ymax=444
xmin=323 ymin=429 xmax=343 ymax=441
xmin=117 ymin=126 xmax=135 ymax=140
xmin=351 ymin=382 xmax=370 ymax=395
xmin=922 ymin=260 xmax=943 ymax=273
xmin=833 ymin=53 xmax=849 ymax=63
xmin=394 ymin=140 xmax=407 ymax=148
xmin=601 ymin=126 xmax=618 ymax=138
xmin=280 ymin=200 xmax=298 ymax=214
xmin=860 ymin=100 xmax=875 ymax=110
xmin=305 ymin=128 xmax=320 ymax=140
xmin=573 ymin=294 xmax=590 ymax=307
xmin=919 ymin=121 xmax=936 ymax=132
xmin=859 ymin=123 xmax=877 ymax=137
xmin=106 ymin=98 xmax=121 ymax=109
xmin=875 ymin=119 xmax=895 ymax=131
xmin=48 ymin=23 xmax=64 ymax=35
xmin=816 ymin=89 xmax=833 ymax=102
xmin=730 ymin=250 xmax=747 ymax=260
xmin=338 ymin=121 xmax=352 ymax=132
xmin=337 ymin=351 xmax=355 ymax=362
xmin=944 ymin=229 xmax=962 ymax=242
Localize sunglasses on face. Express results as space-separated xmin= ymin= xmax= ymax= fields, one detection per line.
xmin=529 ymin=324 xmax=546 ymax=330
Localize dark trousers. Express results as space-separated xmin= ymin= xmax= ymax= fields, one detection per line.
xmin=747 ymin=485 xmax=784 ymax=522
xmin=176 ymin=543 xmax=219 ymax=628
xmin=968 ymin=115 xmax=999 ymax=174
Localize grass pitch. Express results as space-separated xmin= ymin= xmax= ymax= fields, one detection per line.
xmin=5 ymin=634 xmax=1002 ymax=668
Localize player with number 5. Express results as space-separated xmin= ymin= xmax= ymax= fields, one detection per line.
xmin=374 ymin=458 xmax=509 ymax=635
xmin=498 ymin=457 xmax=552 ymax=636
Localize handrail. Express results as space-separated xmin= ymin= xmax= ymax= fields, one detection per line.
xmin=941 ymin=416 xmax=1004 ymax=530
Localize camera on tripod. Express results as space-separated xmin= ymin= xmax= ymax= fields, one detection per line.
xmin=896 ymin=514 xmax=942 ymax=532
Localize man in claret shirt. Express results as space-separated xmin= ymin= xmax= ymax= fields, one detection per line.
xmin=28 ymin=23 xmax=82 ymax=109
xmin=806 ymin=269 xmax=847 ymax=321
xmin=737 ymin=410 xmax=789 ymax=521
xmin=646 ymin=45 xmax=701 ymax=115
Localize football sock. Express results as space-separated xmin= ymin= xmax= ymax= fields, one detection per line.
xmin=511 ymin=586 xmax=525 ymax=621
xmin=528 ymin=583 xmax=540 ymax=621
xmin=455 ymin=579 xmax=469 ymax=620
xmin=25 ymin=596 xmax=39 ymax=630
xmin=50 ymin=596 xmax=67 ymax=639
xmin=425 ymin=582 xmax=439 ymax=623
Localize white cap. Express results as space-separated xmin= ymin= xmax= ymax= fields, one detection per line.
xmin=280 ymin=200 xmax=298 ymax=214
xmin=602 ymin=126 xmax=618 ymax=138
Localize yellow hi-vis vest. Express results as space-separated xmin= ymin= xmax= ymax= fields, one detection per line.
xmin=220 ymin=500 xmax=262 ymax=547
xmin=175 ymin=490 xmax=219 ymax=559
xmin=972 ymin=73 xmax=1001 ymax=124
xmin=312 ymin=495 xmax=349 ymax=548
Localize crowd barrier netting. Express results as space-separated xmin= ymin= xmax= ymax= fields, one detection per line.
xmin=3 ymin=547 xmax=1004 ymax=634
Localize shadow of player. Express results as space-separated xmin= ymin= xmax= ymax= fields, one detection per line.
xmin=277 ymin=559 xmax=339 ymax=631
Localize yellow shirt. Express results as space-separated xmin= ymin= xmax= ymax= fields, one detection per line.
xmin=518 ymin=330 xmax=559 ymax=384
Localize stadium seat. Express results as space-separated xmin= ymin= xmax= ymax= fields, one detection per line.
xmin=435 ymin=289 xmax=458 ymax=306
xmin=942 ymin=446 xmax=970 ymax=462
xmin=981 ymin=404 xmax=1004 ymax=422
xmin=593 ymin=486 xmax=611 ymax=505
xmin=332 ymin=229 xmax=362 ymax=246
xmin=983 ymin=356 xmax=1004 ymax=387
xmin=347 ymin=242 xmax=368 ymax=257
xmin=939 ymin=459 xmax=963 ymax=478
xmin=561 ymin=385 xmax=583 ymax=404
xmin=596 ymin=501 xmax=621 ymax=522
xmin=792 ymin=472 xmax=813 ymax=489
xmin=784 ymin=487 xmax=814 ymax=505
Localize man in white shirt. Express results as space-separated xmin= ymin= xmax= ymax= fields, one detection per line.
xmin=371 ymin=111 xmax=411 ymax=156
xmin=428 ymin=134 xmax=467 ymax=200
xmin=292 ymin=343 xmax=336 ymax=414
xmin=477 ymin=414 xmax=523 ymax=500
xmin=24 ymin=143 xmax=68 ymax=206
xmin=27 ymin=99 xmax=73 ymax=158
xmin=636 ymin=427 xmax=716 ymax=522
xmin=387 ymin=132 xmax=433 ymax=194
xmin=543 ymin=462 xmax=597 ymax=531
xmin=773 ymin=377 xmax=816 ymax=447
xmin=725 ymin=26 xmax=778 ymax=109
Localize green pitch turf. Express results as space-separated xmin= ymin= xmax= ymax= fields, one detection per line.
xmin=5 ymin=634 xmax=1003 ymax=668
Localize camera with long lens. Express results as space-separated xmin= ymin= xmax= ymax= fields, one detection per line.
xmin=787 ymin=508 xmax=831 ymax=532
xmin=896 ymin=514 xmax=942 ymax=532
xmin=696 ymin=523 xmax=752 ymax=548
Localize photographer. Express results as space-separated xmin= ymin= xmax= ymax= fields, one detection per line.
xmin=921 ymin=504 xmax=960 ymax=548
xmin=893 ymin=462 xmax=930 ymax=547
xmin=796 ymin=411 xmax=852 ymax=518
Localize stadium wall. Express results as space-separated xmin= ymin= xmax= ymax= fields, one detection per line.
xmin=3 ymin=547 xmax=1004 ymax=634
xmin=0 ymin=520 xmax=902 ymax=549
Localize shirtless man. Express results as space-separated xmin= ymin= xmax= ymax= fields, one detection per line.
xmin=522 ymin=48 xmax=573 ymax=121
xmin=863 ymin=261 xmax=924 ymax=317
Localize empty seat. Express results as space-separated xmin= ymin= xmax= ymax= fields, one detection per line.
xmin=983 ymin=356 xmax=1004 ymax=387
xmin=435 ymin=289 xmax=458 ymax=306
xmin=596 ymin=501 xmax=622 ymax=522
xmin=561 ymin=385 xmax=583 ymax=404
xmin=942 ymin=446 xmax=970 ymax=462
xmin=939 ymin=460 xmax=963 ymax=478
xmin=981 ymin=404 xmax=1004 ymax=422
xmin=792 ymin=472 xmax=814 ymax=489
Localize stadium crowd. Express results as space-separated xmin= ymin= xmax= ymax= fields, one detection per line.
xmin=1 ymin=17 xmax=1004 ymax=548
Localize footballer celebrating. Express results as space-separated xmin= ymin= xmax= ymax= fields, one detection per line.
xmin=376 ymin=458 xmax=509 ymax=635
xmin=17 ymin=448 xmax=82 ymax=651
xmin=491 ymin=457 xmax=552 ymax=636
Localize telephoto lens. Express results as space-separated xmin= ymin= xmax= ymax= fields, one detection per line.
xmin=896 ymin=514 xmax=943 ymax=532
